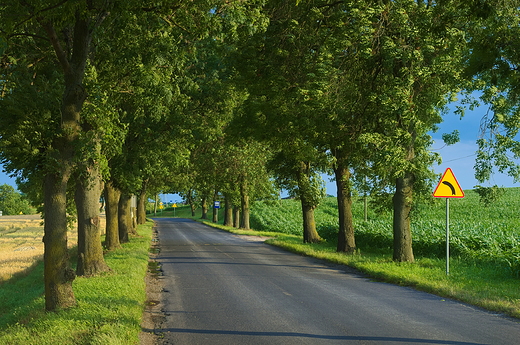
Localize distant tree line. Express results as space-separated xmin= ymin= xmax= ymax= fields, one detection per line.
xmin=0 ymin=184 xmax=35 ymax=215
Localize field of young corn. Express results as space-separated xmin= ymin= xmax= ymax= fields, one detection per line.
xmin=250 ymin=188 xmax=520 ymax=277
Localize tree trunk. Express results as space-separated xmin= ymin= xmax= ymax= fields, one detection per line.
xmin=301 ymin=200 xmax=320 ymax=243
xmin=240 ymin=180 xmax=250 ymax=229
xmin=75 ymin=162 xmax=109 ymax=276
xmin=393 ymin=173 xmax=415 ymax=262
xmin=223 ymin=195 xmax=233 ymax=226
xmin=334 ymin=153 xmax=356 ymax=253
xmin=393 ymin=129 xmax=416 ymax=263
xmin=130 ymin=195 xmax=137 ymax=235
xmin=137 ymin=182 xmax=147 ymax=224
xmin=104 ymin=182 xmax=121 ymax=250
xmin=40 ymin=13 xmax=96 ymax=311
xmin=186 ymin=189 xmax=196 ymax=216
xmin=233 ymin=206 xmax=240 ymax=228
xmin=201 ymin=197 xmax=208 ymax=219
xmin=43 ymin=172 xmax=76 ymax=311
xmin=118 ymin=193 xmax=132 ymax=243
xmin=297 ymin=161 xmax=321 ymax=243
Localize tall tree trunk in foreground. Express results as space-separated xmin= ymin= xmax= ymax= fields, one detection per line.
xmin=393 ymin=172 xmax=415 ymax=262
xmin=75 ymin=161 xmax=109 ymax=276
xmin=43 ymin=172 xmax=76 ymax=311
xmin=334 ymin=152 xmax=356 ymax=253
xmin=104 ymin=182 xmax=121 ymax=250
xmin=41 ymin=14 xmax=96 ymax=311
xmin=393 ymin=135 xmax=416 ymax=263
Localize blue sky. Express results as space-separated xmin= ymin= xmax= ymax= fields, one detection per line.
xmin=1 ymin=99 xmax=518 ymax=199
xmin=431 ymin=102 xmax=519 ymax=191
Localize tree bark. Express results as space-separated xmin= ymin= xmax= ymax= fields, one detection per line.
xmin=301 ymin=200 xmax=320 ymax=243
xmin=223 ymin=195 xmax=233 ymax=226
xmin=393 ymin=172 xmax=415 ymax=262
xmin=186 ymin=189 xmax=196 ymax=216
xmin=43 ymin=172 xmax=76 ymax=311
xmin=118 ymin=193 xmax=132 ymax=243
xmin=297 ymin=161 xmax=321 ymax=243
xmin=240 ymin=180 xmax=250 ymax=229
xmin=40 ymin=13 xmax=95 ymax=311
xmin=334 ymin=153 xmax=356 ymax=253
xmin=104 ymin=181 xmax=121 ymax=250
xmin=137 ymin=181 xmax=147 ymax=224
xmin=233 ymin=206 xmax=240 ymax=228
xmin=75 ymin=162 xmax=109 ymax=276
xmin=201 ymin=197 xmax=208 ymax=219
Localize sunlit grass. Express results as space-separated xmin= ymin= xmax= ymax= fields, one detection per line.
xmin=0 ymin=220 xmax=153 ymax=345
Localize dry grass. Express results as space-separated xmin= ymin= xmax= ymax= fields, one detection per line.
xmin=0 ymin=214 xmax=106 ymax=282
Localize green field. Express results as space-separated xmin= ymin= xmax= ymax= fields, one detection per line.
xmin=250 ymin=189 xmax=520 ymax=278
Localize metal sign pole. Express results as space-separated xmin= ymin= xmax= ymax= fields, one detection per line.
xmin=446 ymin=198 xmax=450 ymax=276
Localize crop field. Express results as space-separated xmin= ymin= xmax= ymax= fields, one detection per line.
xmin=0 ymin=214 xmax=107 ymax=282
xmin=251 ymin=188 xmax=520 ymax=277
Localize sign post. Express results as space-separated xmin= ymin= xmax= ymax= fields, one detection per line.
xmin=433 ymin=168 xmax=464 ymax=275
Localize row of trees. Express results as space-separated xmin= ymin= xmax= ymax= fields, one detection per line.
xmin=0 ymin=0 xmax=518 ymax=311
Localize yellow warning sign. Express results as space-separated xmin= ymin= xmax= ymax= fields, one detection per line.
xmin=433 ymin=168 xmax=464 ymax=198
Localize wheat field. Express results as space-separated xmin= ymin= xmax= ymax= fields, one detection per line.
xmin=0 ymin=214 xmax=105 ymax=282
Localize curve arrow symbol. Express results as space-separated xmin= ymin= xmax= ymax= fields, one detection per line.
xmin=442 ymin=181 xmax=456 ymax=195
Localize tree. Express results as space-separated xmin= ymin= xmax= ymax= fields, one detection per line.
xmin=0 ymin=0 xmax=235 ymax=310
xmin=361 ymin=0 xmax=469 ymax=262
xmin=0 ymin=1 xmax=114 ymax=310
xmin=0 ymin=184 xmax=33 ymax=215
xmin=466 ymin=1 xmax=520 ymax=187
xmin=230 ymin=0 xmax=333 ymax=242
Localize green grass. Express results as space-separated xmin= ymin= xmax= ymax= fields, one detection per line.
xmin=163 ymin=191 xmax=520 ymax=319
xmin=0 ymin=220 xmax=154 ymax=345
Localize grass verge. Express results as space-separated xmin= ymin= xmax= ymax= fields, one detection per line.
xmin=0 ymin=220 xmax=153 ymax=345
xmin=188 ymin=217 xmax=520 ymax=320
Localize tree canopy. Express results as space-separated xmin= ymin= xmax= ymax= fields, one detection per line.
xmin=0 ymin=0 xmax=518 ymax=310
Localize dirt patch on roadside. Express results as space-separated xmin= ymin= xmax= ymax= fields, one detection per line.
xmin=140 ymin=227 xmax=165 ymax=345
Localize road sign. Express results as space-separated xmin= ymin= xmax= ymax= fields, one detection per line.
xmin=433 ymin=168 xmax=464 ymax=198
xmin=214 ymin=201 xmax=220 ymax=209
xmin=173 ymin=203 xmax=177 ymax=208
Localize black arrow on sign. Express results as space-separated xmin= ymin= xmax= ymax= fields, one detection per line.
xmin=442 ymin=181 xmax=456 ymax=195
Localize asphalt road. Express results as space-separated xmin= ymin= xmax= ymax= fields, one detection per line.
xmin=152 ymin=218 xmax=520 ymax=345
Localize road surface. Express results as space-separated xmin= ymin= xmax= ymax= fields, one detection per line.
xmin=150 ymin=218 xmax=520 ymax=345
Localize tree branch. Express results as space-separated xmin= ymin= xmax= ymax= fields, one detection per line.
xmin=40 ymin=21 xmax=71 ymax=74
xmin=7 ymin=32 xmax=49 ymax=42
xmin=16 ymin=0 xmax=70 ymax=31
